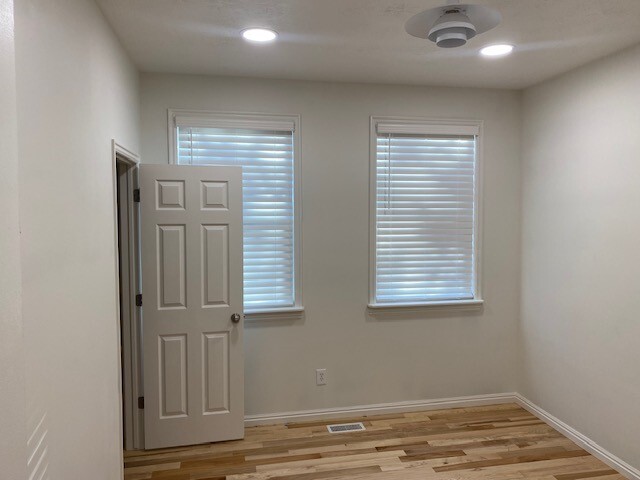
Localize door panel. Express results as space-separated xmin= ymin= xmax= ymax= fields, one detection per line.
xmin=140 ymin=164 xmax=243 ymax=449
xmin=159 ymin=335 xmax=187 ymax=418
xmin=202 ymin=225 xmax=229 ymax=306
xmin=203 ymin=332 xmax=229 ymax=413
xmin=157 ymin=225 xmax=186 ymax=309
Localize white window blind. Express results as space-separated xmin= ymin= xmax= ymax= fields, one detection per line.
xmin=374 ymin=130 xmax=477 ymax=304
xmin=177 ymin=125 xmax=296 ymax=312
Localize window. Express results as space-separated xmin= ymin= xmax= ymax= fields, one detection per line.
xmin=369 ymin=117 xmax=482 ymax=308
xmin=170 ymin=110 xmax=302 ymax=314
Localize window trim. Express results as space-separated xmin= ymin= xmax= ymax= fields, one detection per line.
xmin=168 ymin=109 xmax=304 ymax=317
xmin=368 ymin=115 xmax=484 ymax=310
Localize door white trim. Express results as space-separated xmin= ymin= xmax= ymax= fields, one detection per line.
xmin=112 ymin=140 xmax=142 ymax=452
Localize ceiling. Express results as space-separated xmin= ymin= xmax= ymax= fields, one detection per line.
xmin=96 ymin=0 xmax=640 ymax=89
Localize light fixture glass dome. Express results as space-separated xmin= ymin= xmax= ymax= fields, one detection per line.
xmin=406 ymin=4 xmax=502 ymax=49
xmin=428 ymin=10 xmax=477 ymax=48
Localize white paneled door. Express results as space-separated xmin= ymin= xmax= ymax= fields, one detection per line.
xmin=140 ymin=165 xmax=244 ymax=449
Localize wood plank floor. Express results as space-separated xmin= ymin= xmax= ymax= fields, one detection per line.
xmin=124 ymin=403 xmax=625 ymax=480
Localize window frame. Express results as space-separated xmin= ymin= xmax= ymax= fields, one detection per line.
xmin=168 ymin=109 xmax=304 ymax=319
xmin=368 ymin=116 xmax=484 ymax=311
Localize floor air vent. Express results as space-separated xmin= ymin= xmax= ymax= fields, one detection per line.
xmin=326 ymin=422 xmax=366 ymax=433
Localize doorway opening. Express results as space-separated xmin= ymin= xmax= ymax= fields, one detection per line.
xmin=112 ymin=141 xmax=143 ymax=451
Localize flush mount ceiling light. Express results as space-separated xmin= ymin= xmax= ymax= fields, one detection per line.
xmin=480 ymin=44 xmax=514 ymax=57
xmin=405 ymin=3 xmax=501 ymax=48
xmin=241 ymin=28 xmax=278 ymax=43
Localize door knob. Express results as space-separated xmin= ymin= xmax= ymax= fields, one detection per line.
xmin=231 ymin=313 xmax=241 ymax=324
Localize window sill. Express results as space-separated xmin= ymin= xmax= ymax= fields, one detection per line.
xmin=244 ymin=307 xmax=305 ymax=321
xmin=367 ymin=299 xmax=484 ymax=314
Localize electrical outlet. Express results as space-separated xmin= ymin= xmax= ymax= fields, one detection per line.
xmin=316 ymin=368 xmax=327 ymax=386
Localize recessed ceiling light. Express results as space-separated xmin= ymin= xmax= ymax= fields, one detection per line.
xmin=480 ymin=44 xmax=514 ymax=57
xmin=241 ymin=28 xmax=278 ymax=43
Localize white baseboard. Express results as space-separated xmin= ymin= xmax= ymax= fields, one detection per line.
xmin=244 ymin=392 xmax=518 ymax=427
xmin=514 ymin=394 xmax=640 ymax=480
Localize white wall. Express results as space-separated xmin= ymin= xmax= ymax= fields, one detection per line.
xmin=141 ymin=75 xmax=522 ymax=416
xmin=520 ymin=44 xmax=640 ymax=468
xmin=0 ymin=0 xmax=26 ymax=478
xmin=14 ymin=0 xmax=139 ymax=478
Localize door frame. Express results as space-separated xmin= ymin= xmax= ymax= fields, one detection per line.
xmin=111 ymin=140 xmax=143 ymax=451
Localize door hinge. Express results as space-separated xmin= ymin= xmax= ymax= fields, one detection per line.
xmin=138 ymin=396 xmax=144 ymax=409
xmin=135 ymin=294 xmax=143 ymax=307
xmin=133 ymin=188 xmax=140 ymax=203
